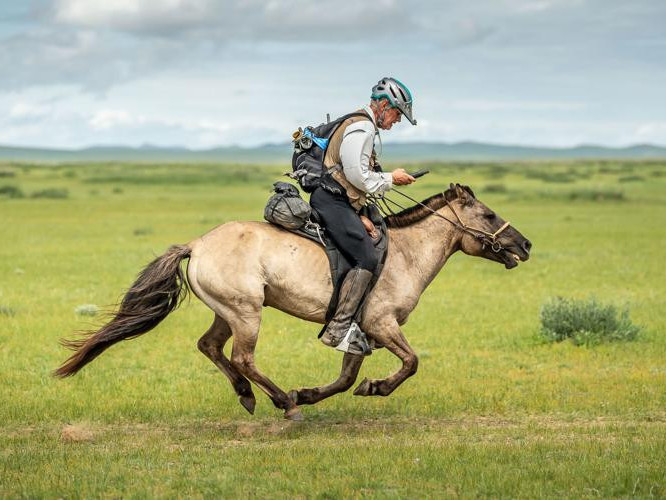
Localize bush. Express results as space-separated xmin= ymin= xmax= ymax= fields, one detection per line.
xmin=482 ymin=165 xmax=509 ymax=179
xmin=540 ymin=297 xmax=640 ymax=345
xmin=133 ymin=227 xmax=154 ymax=236
xmin=524 ymin=171 xmax=575 ymax=183
xmin=482 ymin=183 xmax=507 ymax=193
xmin=566 ymin=189 xmax=624 ymax=201
xmin=0 ymin=185 xmax=25 ymax=198
xmin=31 ymin=188 xmax=69 ymax=199
xmin=75 ymin=304 xmax=99 ymax=317
xmin=0 ymin=305 xmax=16 ymax=317
xmin=536 ymin=189 xmax=625 ymax=202
xmin=618 ymin=175 xmax=645 ymax=183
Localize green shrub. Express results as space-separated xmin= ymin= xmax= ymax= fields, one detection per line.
xmin=482 ymin=165 xmax=509 ymax=179
xmin=0 ymin=305 xmax=16 ymax=317
xmin=540 ymin=297 xmax=640 ymax=345
xmin=0 ymin=169 xmax=16 ymax=178
xmin=566 ymin=189 xmax=624 ymax=201
xmin=537 ymin=189 xmax=625 ymax=202
xmin=75 ymin=304 xmax=99 ymax=317
xmin=31 ymin=188 xmax=69 ymax=199
xmin=618 ymin=175 xmax=645 ymax=183
xmin=482 ymin=183 xmax=507 ymax=193
xmin=133 ymin=227 xmax=154 ymax=236
xmin=0 ymin=185 xmax=25 ymax=198
xmin=524 ymin=171 xmax=575 ymax=183
xmin=565 ymin=167 xmax=592 ymax=179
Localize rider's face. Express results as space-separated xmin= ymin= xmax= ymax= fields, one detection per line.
xmin=380 ymin=106 xmax=402 ymax=130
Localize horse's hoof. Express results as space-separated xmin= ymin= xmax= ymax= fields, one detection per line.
xmin=284 ymin=407 xmax=304 ymax=421
xmin=288 ymin=389 xmax=299 ymax=405
xmin=239 ymin=395 xmax=256 ymax=415
xmin=353 ymin=378 xmax=372 ymax=396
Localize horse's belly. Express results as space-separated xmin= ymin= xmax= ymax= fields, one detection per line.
xmin=188 ymin=220 xmax=335 ymax=324
xmin=261 ymin=234 xmax=333 ymax=324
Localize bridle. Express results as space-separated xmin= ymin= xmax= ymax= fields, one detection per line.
xmin=376 ymin=188 xmax=512 ymax=253
xmin=444 ymin=197 xmax=511 ymax=252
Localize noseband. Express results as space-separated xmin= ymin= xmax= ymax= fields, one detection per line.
xmin=444 ymin=200 xmax=511 ymax=253
xmin=387 ymin=189 xmax=512 ymax=253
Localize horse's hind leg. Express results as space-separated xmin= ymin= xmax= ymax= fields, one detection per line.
xmin=288 ymin=353 xmax=364 ymax=406
xmin=227 ymin=312 xmax=303 ymax=421
xmin=197 ymin=315 xmax=256 ymax=415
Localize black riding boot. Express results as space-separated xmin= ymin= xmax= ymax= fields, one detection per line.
xmin=320 ymin=268 xmax=373 ymax=356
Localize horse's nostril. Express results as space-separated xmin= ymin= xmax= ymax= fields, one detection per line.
xmin=522 ymin=239 xmax=532 ymax=253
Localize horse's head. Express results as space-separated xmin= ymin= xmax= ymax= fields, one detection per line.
xmin=444 ymin=183 xmax=531 ymax=269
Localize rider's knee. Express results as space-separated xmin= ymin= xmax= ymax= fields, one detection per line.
xmin=357 ymin=253 xmax=379 ymax=271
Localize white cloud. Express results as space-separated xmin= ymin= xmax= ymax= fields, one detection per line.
xmin=0 ymin=0 xmax=665 ymax=148
xmin=89 ymin=109 xmax=140 ymax=129
xmin=52 ymin=0 xmax=411 ymax=39
xmin=634 ymin=122 xmax=666 ymax=144
xmin=9 ymin=101 xmax=52 ymax=120
xmin=87 ymin=108 xmax=237 ymax=147
xmin=448 ymin=100 xmax=587 ymax=112
xmin=54 ymin=0 xmax=215 ymax=32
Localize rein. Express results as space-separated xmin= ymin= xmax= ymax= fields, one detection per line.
xmin=385 ymin=189 xmax=512 ymax=253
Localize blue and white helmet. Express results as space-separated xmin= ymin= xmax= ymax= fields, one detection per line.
xmin=371 ymin=77 xmax=416 ymax=125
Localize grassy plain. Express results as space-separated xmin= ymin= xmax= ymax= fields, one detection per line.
xmin=1 ymin=159 xmax=665 ymax=497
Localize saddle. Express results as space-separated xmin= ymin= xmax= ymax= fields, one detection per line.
xmin=263 ymin=181 xmax=388 ymax=330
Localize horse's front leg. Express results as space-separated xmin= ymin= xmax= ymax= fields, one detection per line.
xmin=353 ymin=319 xmax=418 ymax=397
xmin=289 ymin=352 xmax=364 ymax=405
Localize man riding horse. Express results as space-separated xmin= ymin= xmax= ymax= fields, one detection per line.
xmin=55 ymin=77 xmax=532 ymax=421
xmin=311 ymin=77 xmax=418 ymax=353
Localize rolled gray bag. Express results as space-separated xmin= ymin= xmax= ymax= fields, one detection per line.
xmin=264 ymin=181 xmax=312 ymax=230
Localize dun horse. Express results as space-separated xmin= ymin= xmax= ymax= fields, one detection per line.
xmin=55 ymin=183 xmax=531 ymax=420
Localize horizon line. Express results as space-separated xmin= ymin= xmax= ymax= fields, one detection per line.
xmin=1 ymin=140 xmax=665 ymax=152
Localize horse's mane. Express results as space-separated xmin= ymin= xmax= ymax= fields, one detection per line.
xmin=384 ymin=183 xmax=476 ymax=228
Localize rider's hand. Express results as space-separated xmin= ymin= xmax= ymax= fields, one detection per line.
xmin=360 ymin=215 xmax=379 ymax=239
xmin=391 ymin=168 xmax=416 ymax=186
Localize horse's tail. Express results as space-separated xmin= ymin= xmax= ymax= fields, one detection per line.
xmin=54 ymin=244 xmax=192 ymax=378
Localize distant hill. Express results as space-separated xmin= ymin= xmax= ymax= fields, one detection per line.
xmin=1 ymin=142 xmax=665 ymax=164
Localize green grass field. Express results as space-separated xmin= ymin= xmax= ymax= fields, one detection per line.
xmin=1 ymin=160 xmax=665 ymax=497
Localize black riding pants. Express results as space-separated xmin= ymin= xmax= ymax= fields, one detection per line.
xmin=310 ymin=187 xmax=378 ymax=271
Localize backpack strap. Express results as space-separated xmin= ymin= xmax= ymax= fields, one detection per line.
xmin=333 ymin=111 xmax=374 ymax=133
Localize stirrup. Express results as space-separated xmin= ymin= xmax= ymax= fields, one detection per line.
xmin=335 ymin=322 xmax=372 ymax=356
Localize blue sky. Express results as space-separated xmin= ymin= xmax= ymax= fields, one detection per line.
xmin=0 ymin=0 xmax=665 ymax=148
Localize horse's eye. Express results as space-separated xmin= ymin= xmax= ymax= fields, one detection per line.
xmin=484 ymin=212 xmax=496 ymax=220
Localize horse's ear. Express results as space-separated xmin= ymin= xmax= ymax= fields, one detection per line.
xmin=444 ymin=183 xmax=456 ymax=201
xmin=454 ymin=183 xmax=469 ymax=204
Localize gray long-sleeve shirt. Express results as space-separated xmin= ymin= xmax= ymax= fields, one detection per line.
xmin=339 ymin=104 xmax=393 ymax=194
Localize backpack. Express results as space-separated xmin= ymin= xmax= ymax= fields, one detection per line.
xmin=290 ymin=112 xmax=370 ymax=192
xmin=264 ymin=181 xmax=312 ymax=230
